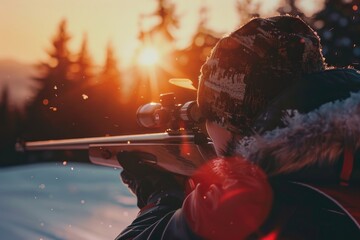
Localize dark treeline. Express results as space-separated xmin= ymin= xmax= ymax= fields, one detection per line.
xmin=1 ymin=0 xmax=359 ymax=166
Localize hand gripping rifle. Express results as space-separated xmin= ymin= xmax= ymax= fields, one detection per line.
xmin=16 ymin=93 xmax=216 ymax=176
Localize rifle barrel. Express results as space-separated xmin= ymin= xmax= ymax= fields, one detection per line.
xmin=16 ymin=132 xmax=196 ymax=151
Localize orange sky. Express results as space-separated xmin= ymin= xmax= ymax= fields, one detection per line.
xmin=0 ymin=0 xmax=324 ymax=67
xmin=0 ymin=0 xmax=324 ymax=109
xmin=0 ymin=0 xmax=232 ymax=67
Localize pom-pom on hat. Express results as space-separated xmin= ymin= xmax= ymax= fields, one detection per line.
xmin=197 ymin=15 xmax=325 ymax=135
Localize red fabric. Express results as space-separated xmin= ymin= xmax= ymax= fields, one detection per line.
xmin=183 ymin=157 xmax=273 ymax=240
xmin=340 ymin=146 xmax=355 ymax=186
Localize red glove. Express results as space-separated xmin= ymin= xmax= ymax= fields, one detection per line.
xmin=183 ymin=157 xmax=273 ymax=240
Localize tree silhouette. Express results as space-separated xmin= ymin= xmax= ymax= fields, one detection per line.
xmin=58 ymin=32 xmax=96 ymax=137
xmin=138 ymin=0 xmax=178 ymax=44
xmin=83 ymin=43 xmax=130 ymax=136
xmin=100 ymin=43 xmax=122 ymax=88
xmin=26 ymin=19 xmax=74 ymax=140
xmin=71 ymin=33 xmax=94 ymax=84
xmin=36 ymin=19 xmax=73 ymax=100
xmin=0 ymin=85 xmax=9 ymax=126
xmin=0 ymin=86 xmax=12 ymax=159
xmin=0 ymin=85 xmax=25 ymax=166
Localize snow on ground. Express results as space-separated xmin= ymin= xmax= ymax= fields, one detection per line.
xmin=0 ymin=162 xmax=138 ymax=240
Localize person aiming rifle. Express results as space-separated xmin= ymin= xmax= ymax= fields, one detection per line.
xmin=116 ymin=15 xmax=360 ymax=239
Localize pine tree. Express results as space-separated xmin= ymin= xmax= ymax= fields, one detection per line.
xmin=100 ymin=43 xmax=122 ymax=87
xmin=73 ymin=43 xmax=128 ymax=136
xmin=56 ymin=32 xmax=96 ymax=138
xmin=27 ymin=19 xmax=74 ymax=139
xmin=36 ymin=19 xmax=72 ymax=101
xmin=138 ymin=0 xmax=178 ymax=45
xmin=0 ymin=85 xmax=9 ymax=127
xmin=95 ymin=43 xmax=124 ymax=135
xmin=71 ymin=33 xmax=94 ymax=83
xmin=0 ymin=85 xmax=24 ymax=166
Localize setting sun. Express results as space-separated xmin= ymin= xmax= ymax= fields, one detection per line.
xmin=137 ymin=47 xmax=160 ymax=66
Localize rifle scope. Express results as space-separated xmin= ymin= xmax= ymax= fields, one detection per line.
xmin=136 ymin=92 xmax=203 ymax=129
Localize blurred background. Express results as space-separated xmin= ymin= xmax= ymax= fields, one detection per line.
xmin=1 ymin=0 xmax=360 ymax=166
xmin=1 ymin=0 xmax=360 ymax=239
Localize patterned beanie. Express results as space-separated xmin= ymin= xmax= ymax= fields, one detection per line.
xmin=197 ymin=15 xmax=325 ymax=135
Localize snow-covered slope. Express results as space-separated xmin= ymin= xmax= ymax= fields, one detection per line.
xmin=0 ymin=162 xmax=138 ymax=240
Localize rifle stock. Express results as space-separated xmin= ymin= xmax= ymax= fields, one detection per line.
xmin=16 ymin=132 xmax=216 ymax=176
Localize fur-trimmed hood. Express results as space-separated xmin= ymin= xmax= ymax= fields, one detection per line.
xmin=235 ymin=69 xmax=360 ymax=178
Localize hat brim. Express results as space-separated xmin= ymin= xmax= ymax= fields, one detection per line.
xmin=169 ymin=78 xmax=197 ymax=91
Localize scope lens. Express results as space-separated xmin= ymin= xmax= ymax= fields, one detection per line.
xmin=136 ymin=103 xmax=162 ymax=128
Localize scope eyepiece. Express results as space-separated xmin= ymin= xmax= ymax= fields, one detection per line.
xmin=179 ymin=101 xmax=201 ymax=122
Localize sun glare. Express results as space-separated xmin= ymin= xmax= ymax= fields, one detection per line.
xmin=138 ymin=47 xmax=160 ymax=66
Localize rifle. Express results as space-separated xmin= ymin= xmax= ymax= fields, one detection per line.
xmin=16 ymin=93 xmax=216 ymax=176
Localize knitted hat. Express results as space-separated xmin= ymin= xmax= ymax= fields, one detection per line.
xmin=197 ymin=15 xmax=325 ymax=135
